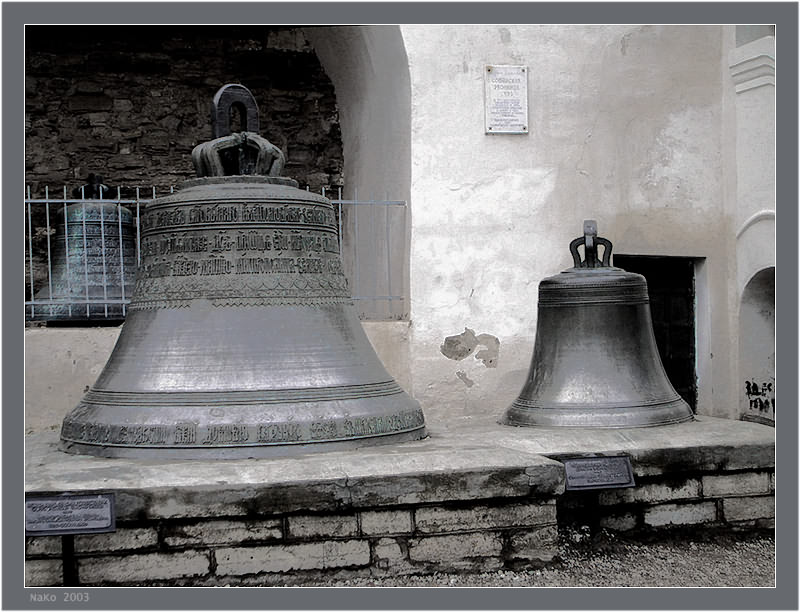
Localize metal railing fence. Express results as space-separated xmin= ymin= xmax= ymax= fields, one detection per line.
xmin=24 ymin=185 xmax=408 ymax=322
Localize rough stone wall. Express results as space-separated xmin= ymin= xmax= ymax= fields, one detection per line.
xmin=25 ymin=25 xmax=343 ymax=195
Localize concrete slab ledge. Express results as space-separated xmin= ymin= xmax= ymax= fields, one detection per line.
xmin=26 ymin=416 xmax=773 ymax=521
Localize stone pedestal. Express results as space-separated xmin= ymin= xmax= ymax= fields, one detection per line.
xmin=25 ymin=416 xmax=774 ymax=586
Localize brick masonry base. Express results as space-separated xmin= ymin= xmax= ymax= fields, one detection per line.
xmin=25 ymin=417 xmax=775 ymax=586
xmin=26 ymin=501 xmax=560 ymax=586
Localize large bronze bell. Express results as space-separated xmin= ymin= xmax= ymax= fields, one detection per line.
xmin=60 ymin=84 xmax=426 ymax=458
xmin=502 ymin=221 xmax=694 ymax=428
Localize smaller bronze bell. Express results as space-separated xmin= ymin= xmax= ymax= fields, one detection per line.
xmin=31 ymin=175 xmax=136 ymax=321
xmin=502 ymin=220 xmax=694 ymax=428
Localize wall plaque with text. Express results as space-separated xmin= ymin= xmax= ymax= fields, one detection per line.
xmin=25 ymin=493 xmax=116 ymax=536
xmin=484 ymin=65 xmax=529 ymax=134
xmin=563 ymin=456 xmax=636 ymax=490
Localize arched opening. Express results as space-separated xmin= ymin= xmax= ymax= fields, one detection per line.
xmin=304 ymin=26 xmax=413 ymax=320
xmin=739 ymin=267 xmax=775 ymax=425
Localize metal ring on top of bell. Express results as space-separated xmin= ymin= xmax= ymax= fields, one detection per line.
xmin=502 ymin=220 xmax=694 ymax=428
xmin=59 ymin=84 xmax=426 ymax=458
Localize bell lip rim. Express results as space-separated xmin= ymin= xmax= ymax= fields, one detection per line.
xmin=509 ymin=395 xmax=689 ymax=409
xmin=59 ymin=424 xmax=427 ymax=448
xmin=498 ymin=413 xmax=696 ymax=429
xmin=58 ymin=425 xmax=428 ymax=459
xmin=500 ymin=401 xmax=695 ymax=428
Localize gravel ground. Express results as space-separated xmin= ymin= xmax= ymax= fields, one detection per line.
xmin=303 ymin=528 xmax=775 ymax=588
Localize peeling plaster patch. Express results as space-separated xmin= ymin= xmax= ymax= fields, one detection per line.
xmin=474 ymin=334 xmax=500 ymax=368
xmin=440 ymin=328 xmax=478 ymax=360
xmin=440 ymin=327 xmax=500 ymax=368
xmin=455 ymin=371 xmax=474 ymax=387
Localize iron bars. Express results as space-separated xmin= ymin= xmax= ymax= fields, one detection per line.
xmin=25 ymin=186 xmax=408 ymax=322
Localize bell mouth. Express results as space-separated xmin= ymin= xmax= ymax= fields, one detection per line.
xmin=502 ymin=397 xmax=694 ymax=429
xmin=59 ymin=427 xmax=427 ymax=460
xmin=60 ymin=391 xmax=426 ymax=459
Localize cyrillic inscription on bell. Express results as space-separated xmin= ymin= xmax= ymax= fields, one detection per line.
xmin=60 ymin=84 xmax=426 ymax=458
xmin=502 ymin=220 xmax=694 ymax=428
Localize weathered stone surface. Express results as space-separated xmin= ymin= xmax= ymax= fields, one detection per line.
xmin=215 ymin=540 xmax=370 ymax=576
xmin=372 ymin=538 xmax=407 ymax=563
xmin=372 ymin=538 xmax=406 ymax=570
xmin=163 ymin=519 xmax=282 ymax=548
xmin=507 ymin=525 xmax=558 ymax=562
xmin=488 ymin=417 xmax=775 ymax=476
xmin=703 ymin=472 xmax=771 ymax=498
xmin=599 ymin=512 xmax=639 ymax=531
xmin=287 ymin=514 xmax=358 ymax=539
xmin=113 ymin=99 xmax=134 ymax=112
xmin=360 ymin=509 xmax=413 ymax=535
xmin=644 ymin=502 xmax=718 ymax=527
xmin=25 ymin=559 xmax=62 ymax=586
xmin=75 ymin=527 xmax=158 ymax=553
xmin=342 ymin=447 xmax=563 ymax=507
xmin=408 ymin=532 xmax=503 ymax=564
xmin=25 ymin=431 xmax=556 ymax=519
xmin=415 ymin=502 xmax=556 ymax=534
xmin=26 ymin=536 xmax=61 ymax=557
xmin=136 ymin=482 xmax=350 ymax=520
xmin=78 ymin=551 xmax=210 ymax=584
xmin=66 ymin=95 xmax=113 ymax=112
xmin=598 ymin=479 xmax=701 ymax=506
xmin=368 ymin=538 xmax=418 ymax=575
xmin=723 ymin=496 xmax=775 ymax=521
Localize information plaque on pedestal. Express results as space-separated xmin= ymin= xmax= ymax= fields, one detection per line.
xmin=25 ymin=493 xmax=116 ymax=536
xmin=563 ymin=455 xmax=636 ymax=491
xmin=484 ymin=64 xmax=529 ymax=134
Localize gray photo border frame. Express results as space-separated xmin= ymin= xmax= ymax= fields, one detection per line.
xmin=4 ymin=3 xmax=797 ymax=610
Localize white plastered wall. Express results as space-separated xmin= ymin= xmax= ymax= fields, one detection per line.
xmin=729 ymin=34 xmax=776 ymax=422
xmin=400 ymin=24 xmax=737 ymax=426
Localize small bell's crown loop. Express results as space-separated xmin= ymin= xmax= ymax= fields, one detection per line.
xmin=569 ymin=219 xmax=613 ymax=268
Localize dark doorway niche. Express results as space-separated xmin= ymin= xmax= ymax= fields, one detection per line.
xmin=613 ymin=255 xmax=698 ymax=411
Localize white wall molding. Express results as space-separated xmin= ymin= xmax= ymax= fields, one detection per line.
xmin=729 ymin=37 xmax=775 ymax=94
xmin=736 ymin=209 xmax=776 ymax=239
